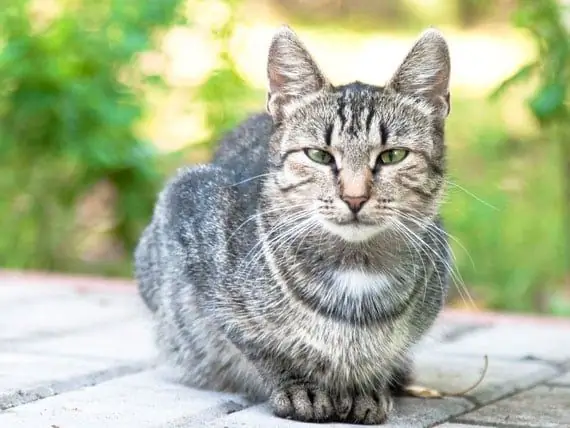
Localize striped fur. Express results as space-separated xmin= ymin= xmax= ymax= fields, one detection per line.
xmin=135 ymin=26 xmax=452 ymax=424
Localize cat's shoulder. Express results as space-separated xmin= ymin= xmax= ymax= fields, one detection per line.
xmin=158 ymin=164 xmax=237 ymax=225
xmin=213 ymin=112 xmax=274 ymax=164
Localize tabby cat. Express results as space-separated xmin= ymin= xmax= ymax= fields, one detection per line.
xmin=135 ymin=25 xmax=452 ymax=424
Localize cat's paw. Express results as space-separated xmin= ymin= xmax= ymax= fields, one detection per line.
xmin=341 ymin=390 xmax=394 ymax=425
xmin=270 ymin=383 xmax=335 ymax=422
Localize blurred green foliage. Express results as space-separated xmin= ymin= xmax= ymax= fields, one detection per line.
xmin=0 ymin=0 xmax=254 ymax=274
xmin=443 ymin=98 xmax=567 ymax=314
xmin=480 ymin=0 xmax=570 ymax=313
xmin=0 ymin=0 xmax=185 ymax=272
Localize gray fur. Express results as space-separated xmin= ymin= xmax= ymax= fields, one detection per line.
xmin=135 ymin=26 xmax=452 ymax=424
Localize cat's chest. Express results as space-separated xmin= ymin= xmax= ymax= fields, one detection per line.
xmin=328 ymin=270 xmax=392 ymax=298
xmin=295 ymin=312 xmax=410 ymax=384
xmin=289 ymin=270 xmax=408 ymax=356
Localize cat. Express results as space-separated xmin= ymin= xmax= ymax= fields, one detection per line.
xmin=134 ymin=25 xmax=452 ymax=425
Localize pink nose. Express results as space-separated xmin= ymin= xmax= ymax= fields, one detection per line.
xmin=342 ymin=195 xmax=369 ymax=213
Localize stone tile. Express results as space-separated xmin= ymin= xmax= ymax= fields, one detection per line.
xmin=412 ymin=350 xmax=557 ymax=404
xmin=458 ymin=386 xmax=570 ymax=428
xmin=13 ymin=318 xmax=157 ymax=362
xmin=417 ymin=319 xmax=492 ymax=350
xmin=0 ymin=283 xmax=78 ymax=307
xmin=548 ymin=372 xmax=570 ymax=386
xmin=204 ymin=397 xmax=472 ymax=428
xmin=0 ymin=369 xmax=249 ymax=428
xmin=0 ymin=351 xmax=141 ymax=410
xmin=431 ymin=323 xmax=570 ymax=363
xmin=387 ymin=397 xmax=473 ymax=428
xmin=0 ymin=292 xmax=146 ymax=342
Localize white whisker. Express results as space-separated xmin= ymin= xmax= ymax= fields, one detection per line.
xmin=446 ymin=180 xmax=499 ymax=211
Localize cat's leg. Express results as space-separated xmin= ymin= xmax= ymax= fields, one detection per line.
xmin=389 ymin=353 xmax=443 ymax=399
xmin=388 ymin=353 xmax=415 ymax=396
xmin=251 ymin=360 xmax=338 ymax=422
xmin=340 ymin=389 xmax=394 ymax=425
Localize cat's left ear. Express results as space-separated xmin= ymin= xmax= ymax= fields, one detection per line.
xmin=266 ymin=25 xmax=330 ymax=123
xmin=388 ymin=28 xmax=451 ymax=118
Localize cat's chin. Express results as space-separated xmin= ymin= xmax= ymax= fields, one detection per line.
xmin=318 ymin=218 xmax=386 ymax=243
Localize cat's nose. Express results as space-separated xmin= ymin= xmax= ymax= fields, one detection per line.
xmin=342 ymin=195 xmax=369 ymax=214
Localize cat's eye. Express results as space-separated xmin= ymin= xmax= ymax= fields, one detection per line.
xmin=304 ymin=148 xmax=334 ymax=165
xmin=378 ymin=149 xmax=409 ymax=165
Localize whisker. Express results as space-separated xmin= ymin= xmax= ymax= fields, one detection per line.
xmin=446 ymin=180 xmax=499 ymax=211
xmin=391 ymin=213 xmax=477 ymax=311
xmin=237 ymin=211 xmax=314 ymax=279
xmin=228 ymin=203 xmax=307 ymax=242
xmin=230 ymin=172 xmax=279 ymax=187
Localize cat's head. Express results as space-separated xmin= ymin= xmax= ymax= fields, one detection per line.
xmin=265 ymin=26 xmax=450 ymax=243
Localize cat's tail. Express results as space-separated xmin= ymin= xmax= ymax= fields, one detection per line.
xmin=133 ymin=224 xmax=161 ymax=313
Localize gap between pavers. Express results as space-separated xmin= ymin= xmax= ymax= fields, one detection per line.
xmin=455 ymin=385 xmax=570 ymax=428
xmin=411 ymin=350 xmax=559 ymax=405
xmin=437 ymin=424 xmax=495 ymax=428
xmin=0 ymin=351 xmax=148 ymax=411
xmin=0 ymin=368 xmax=251 ymax=428
xmin=546 ymin=371 xmax=570 ymax=387
xmin=430 ymin=322 xmax=570 ymax=364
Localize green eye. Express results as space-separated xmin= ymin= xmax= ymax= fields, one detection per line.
xmin=378 ymin=149 xmax=409 ymax=165
xmin=304 ymin=148 xmax=334 ymax=165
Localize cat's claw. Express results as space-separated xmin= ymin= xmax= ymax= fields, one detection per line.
xmin=270 ymin=384 xmax=335 ymax=422
xmin=270 ymin=385 xmax=394 ymax=424
xmin=344 ymin=391 xmax=393 ymax=425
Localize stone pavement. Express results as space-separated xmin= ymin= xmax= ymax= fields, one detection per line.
xmin=1 ymin=270 xmax=569 ymax=428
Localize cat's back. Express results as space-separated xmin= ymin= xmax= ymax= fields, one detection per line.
xmin=134 ymin=163 xmax=242 ymax=311
xmin=212 ymin=112 xmax=274 ymax=182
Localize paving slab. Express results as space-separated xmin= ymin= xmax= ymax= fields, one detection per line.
xmin=457 ymin=385 xmax=570 ymax=428
xmin=412 ymin=350 xmax=557 ymax=404
xmin=0 ymin=283 xmax=79 ymax=307
xmin=0 ymin=368 xmax=249 ymax=428
xmin=416 ymin=318 xmax=492 ymax=350
xmin=0 ymin=292 xmax=145 ymax=343
xmin=430 ymin=323 xmax=570 ymax=363
xmin=11 ymin=318 xmax=157 ymax=362
xmin=0 ymin=351 xmax=145 ymax=410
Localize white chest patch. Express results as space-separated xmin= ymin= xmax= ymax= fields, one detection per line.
xmin=332 ymin=270 xmax=392 ymax=298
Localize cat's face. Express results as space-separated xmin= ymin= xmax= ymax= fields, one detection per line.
xmin=265 ymin=27 xmax=450 ymax=243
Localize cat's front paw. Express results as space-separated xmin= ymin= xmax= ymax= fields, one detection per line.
xmin=341 ymin=390 xmax=394 ymax=425
xmin=270 ymin=383 xmax=335 ymax=422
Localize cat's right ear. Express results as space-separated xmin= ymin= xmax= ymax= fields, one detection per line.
xmin=266 ymin=25 xmax=330 ymax=123
xmin=387 ymin=28 xmax=451 ymax=118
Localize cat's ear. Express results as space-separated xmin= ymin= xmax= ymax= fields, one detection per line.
xmin=388 ymin=28 xmax=451 ymax=118
xmin=266 ymin=25 xmax=330 ymax=122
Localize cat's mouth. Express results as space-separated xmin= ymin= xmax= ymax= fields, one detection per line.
xmin=335 ymin=216 xmax=376 ymax=227
xmin=317 ymin=216 xmax=386 ymax=242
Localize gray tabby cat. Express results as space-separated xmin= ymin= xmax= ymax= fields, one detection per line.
xmin=135 ymin=25 xmax=452 ymax=424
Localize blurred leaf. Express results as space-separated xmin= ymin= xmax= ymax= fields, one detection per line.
xmin=528 ymin=82 xmax=566 ymax=122
xmin=489 ymin=61 xmax=537 ymax=101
